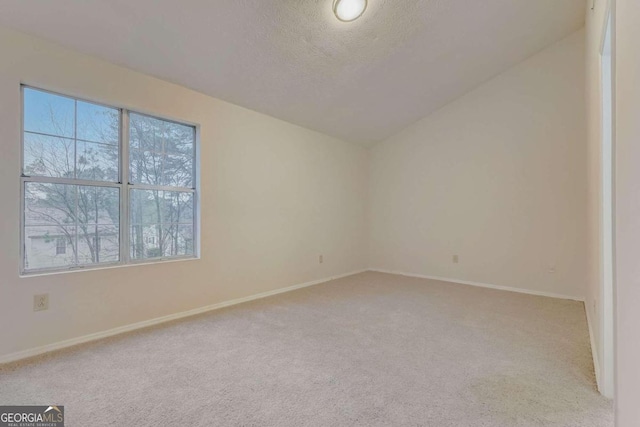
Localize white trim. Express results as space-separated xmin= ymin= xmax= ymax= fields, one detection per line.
xmin=599 ymin=0 xmax=613 ymax=55
xmin=599 ymin=8 xmax=616 ymax=401
xmin=368 ymin=269 xmax=585 ymax=301
xmin=22 ymin=176 xmax=123 ymax=187
xmin=128 ymin=183 xmax=195 ymax=192
xmin=586 ymin=303 xmax=603 ymax=393
xmin=19 ymin=254 xmax=198 ymax=278
xmin=0 ymin=269 xmax=366 ymax=364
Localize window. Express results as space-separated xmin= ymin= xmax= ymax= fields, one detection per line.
xmin=21 ymin=87 xmax=198 ymax=273
xmin=128 ymin=113 xmax=196 ymax=261
xmin=55 ymin=238 xmax=66 ymax=255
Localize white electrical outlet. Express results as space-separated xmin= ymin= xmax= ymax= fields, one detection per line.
xmin=453 ymin=255 xmax=459 ymax=263
xmin=319 ymin=255 xmax=323 ymax=264
xmin=34 ymin=294 xmax=49 ymax=311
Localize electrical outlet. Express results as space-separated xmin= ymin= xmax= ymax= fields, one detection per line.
xmin=319 ymin=255 xmax=323 ymax=264
xmin=549 ymin=264 xmax=556 ymax=274
xmin=33 ymin=294 xmax=49 ymax=312
xmin=453 ymin=255 xmax=459 ymax=263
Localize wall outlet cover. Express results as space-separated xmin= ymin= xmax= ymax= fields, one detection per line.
xmin=34 ymin=294 xmax=49 ymax=312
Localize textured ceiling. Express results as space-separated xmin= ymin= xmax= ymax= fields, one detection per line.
xmin=0 ymin=0 xmax=585 ymax=146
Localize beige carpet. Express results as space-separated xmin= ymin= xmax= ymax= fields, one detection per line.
xmin=0 ymin=272 xmax=612 ymax=426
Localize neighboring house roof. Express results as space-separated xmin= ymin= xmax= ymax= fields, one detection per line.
xmin=25 ymin=204 xmax=117 ymax=239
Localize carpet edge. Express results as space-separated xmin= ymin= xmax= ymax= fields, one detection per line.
xmin=0 ymin=269 xmax=367 ymax=364
xmin=368 ymin=268 xmax=585 ymax=301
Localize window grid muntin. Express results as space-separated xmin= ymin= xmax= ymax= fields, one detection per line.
xmin=21 ymin=86 xmax=198 ymax=274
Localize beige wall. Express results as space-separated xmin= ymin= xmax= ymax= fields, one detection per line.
xmin=614 ymin=0 xmax=640 ymax=424
xmin=0 ymin=26 xmax=369 ymax=359
xmin=368 ymin=30 xmax=587 ymax=299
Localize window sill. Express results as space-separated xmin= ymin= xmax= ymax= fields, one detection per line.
xmin=20 ymin=255 xmax=200 ymax=278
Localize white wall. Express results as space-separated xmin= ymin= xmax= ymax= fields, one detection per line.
xmin=0 ymin=26 xmax=368 ymax=359
xmin=614 ymin=0 xmax=640 ymax=425
xmin=585 ymin=0 xmax=614 ymax=398
xmin=368 ymin=30 xmax=587 ymax=300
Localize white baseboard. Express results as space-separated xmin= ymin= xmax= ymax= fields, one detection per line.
xmin=0 ymin=269 xmax=366 ymax=365
xmin=368 ymin=269 xmax=585 ymax=302
xmin=585 ymin=304 xmax=602 ymax=392
xmin=0 ymin=268 xmax=585 ymax=364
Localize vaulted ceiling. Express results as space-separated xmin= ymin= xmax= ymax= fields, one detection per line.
xmin=0 ymin=0 xmax=585 ymax=146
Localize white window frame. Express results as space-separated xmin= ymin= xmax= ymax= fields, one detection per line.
xmin=20 ymin=85 xmax=200 ymax=275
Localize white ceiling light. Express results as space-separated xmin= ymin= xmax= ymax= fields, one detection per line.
xmin=333 ymin=0 xmax=368 ymax=22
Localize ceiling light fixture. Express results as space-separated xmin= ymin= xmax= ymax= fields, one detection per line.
xmin=333 ymin=0 xmax=368 ymax=22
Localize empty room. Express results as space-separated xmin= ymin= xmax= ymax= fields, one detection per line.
xmin=0 ymin=0 xmax=639 ymax=426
